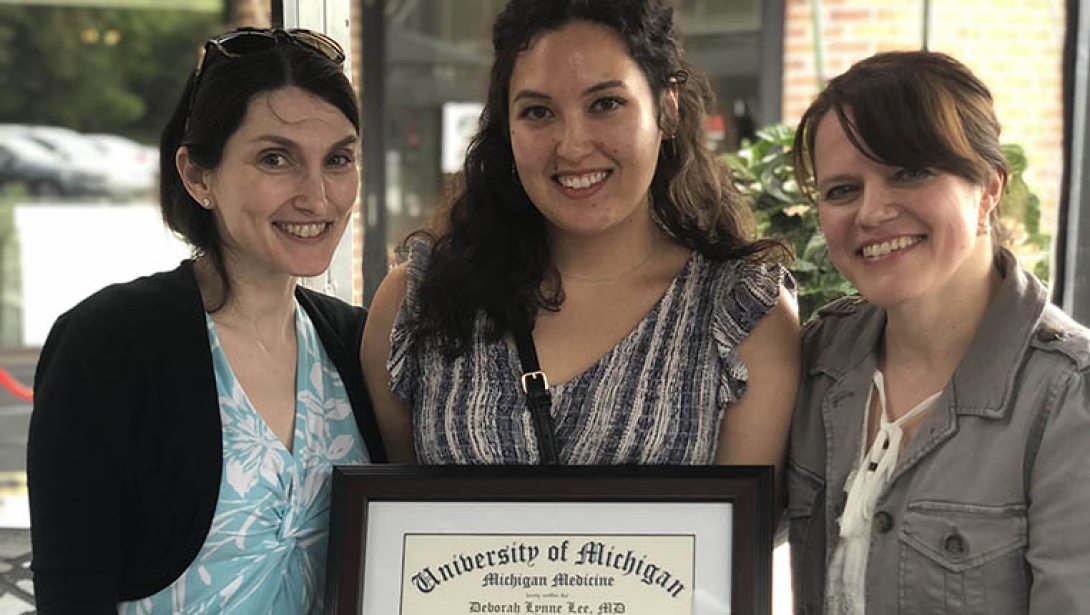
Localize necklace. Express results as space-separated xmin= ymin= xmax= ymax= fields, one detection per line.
xmin=559 ymin=247 xmax=656 ymax=284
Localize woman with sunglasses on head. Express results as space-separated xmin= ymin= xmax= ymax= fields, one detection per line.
xmin=27 ymin=28 xmax=385 ymax=613
xmin=363 ymin=0 xmax=799 ymax=480
xmin=787 ymin=51 xmax=1090 ymax=613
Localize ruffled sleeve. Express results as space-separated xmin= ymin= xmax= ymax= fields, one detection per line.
xmin=711 ymin=260 xmax=793 ymax=405
xmin=387 ymin=239 xmax=432 ymax=408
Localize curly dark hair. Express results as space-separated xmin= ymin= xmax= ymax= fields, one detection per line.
xmin=409 ymin=0 xmax=789 ymax=353
xmin=159 ymin=29 xmax=360 ymax=310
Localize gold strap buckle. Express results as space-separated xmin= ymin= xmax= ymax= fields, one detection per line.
xmin=520 ymin=370 xmax=549 ymax=393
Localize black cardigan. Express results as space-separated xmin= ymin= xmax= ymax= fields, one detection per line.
xmin=27 ymin=261 xmax=386 ymax=613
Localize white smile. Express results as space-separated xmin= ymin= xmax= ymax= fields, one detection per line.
xmin=556 ymin=171 xmax=609 ymax=189
xmin=276 ymin=222 xmax=330 ymax=238
xmin=861 ymin=236 xmax=923 ymax=259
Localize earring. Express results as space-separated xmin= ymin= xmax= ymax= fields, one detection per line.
xmin=201 ymin=197 xmax=213 ymax=210
xmin=977 ymin=220 xmax=992 ymax=236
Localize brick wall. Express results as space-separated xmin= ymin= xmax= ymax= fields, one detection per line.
xmin=349 ymin=3 xmax=365 ymax=306
xmin=783 ymin=0 xmax=1066 ymax=235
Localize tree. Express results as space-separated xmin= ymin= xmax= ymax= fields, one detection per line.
xmin=0 ymin=6 xmax=223 ymax=143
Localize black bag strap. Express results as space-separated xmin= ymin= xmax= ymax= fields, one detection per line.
xmin=513 ymin=322 xmax=559 ymax=464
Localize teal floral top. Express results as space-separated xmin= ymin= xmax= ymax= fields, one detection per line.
xmin=119 ymin=302 xmax=369 ymax=614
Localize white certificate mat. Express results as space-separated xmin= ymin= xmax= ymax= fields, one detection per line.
xmin=364 ymin=502 xmax=732 ymax=614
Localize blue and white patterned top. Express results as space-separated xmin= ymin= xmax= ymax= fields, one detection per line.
xmin=119 ymin=302 xmax=369 ymax=615
xmin=390 ymin=242 xmax=786 ymax=465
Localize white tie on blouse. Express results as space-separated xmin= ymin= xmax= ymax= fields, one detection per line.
xmin=825 ymin=369 xmax=942 ymax=614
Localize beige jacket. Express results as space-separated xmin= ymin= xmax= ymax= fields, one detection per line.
xmin=788 ymin=249 xmax=1090 ymax=614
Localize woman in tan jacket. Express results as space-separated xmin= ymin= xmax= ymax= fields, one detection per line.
xmin=787 ymin=50 xmax=1090 ymax=614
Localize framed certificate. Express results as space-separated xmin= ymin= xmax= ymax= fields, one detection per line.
xmin=326 ymin=465 xmax=773 ymax=615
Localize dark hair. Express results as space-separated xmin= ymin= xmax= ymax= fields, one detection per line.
xmin=159 ymin=29 xmax=360 ymax=310
xmin=409 ymin=0 xmax=788 ymax=353
xmin=792 ymin=51 xmax=1007 ymax=239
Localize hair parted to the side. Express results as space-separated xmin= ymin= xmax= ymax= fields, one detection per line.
xmin=159 ymin=31 xmax=360 ymax=311
xmin=792 ymin=50 xmax=1008 ymax=242
xmin=408 ymin=0 xmax=790 ymax=353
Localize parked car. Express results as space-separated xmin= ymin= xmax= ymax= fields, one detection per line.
xmin=0 ymin=134 xmax=109 ymax=197
xmin=0 ymin=124 xmax=147 ymax=200
xmin=86 ymin=133 xmax=159 ymax=197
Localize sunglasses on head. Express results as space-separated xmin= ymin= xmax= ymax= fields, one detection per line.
xmin=193 ymin=27 xmax=345 ymax=78
xmin=186 ymin=28 xmax=345 ymax=124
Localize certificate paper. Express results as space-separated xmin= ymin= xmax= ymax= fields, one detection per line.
xmin=361 ymin=501 xmax=733 ymax=615
xmin=400 ymin=533 xmax=695 ymax=614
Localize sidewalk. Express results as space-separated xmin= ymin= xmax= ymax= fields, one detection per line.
xmin=0 ymin=345 xmax=36 ymax=614
xmin=0 ymin=527 xmax=33 ymax=615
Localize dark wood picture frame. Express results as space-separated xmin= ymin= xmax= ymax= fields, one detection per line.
xmin=326 ymin=465 xmax=774 ymax=614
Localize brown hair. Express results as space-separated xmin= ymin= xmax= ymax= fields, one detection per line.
xmin=793 ymin=51 xmax=1007 ymax=232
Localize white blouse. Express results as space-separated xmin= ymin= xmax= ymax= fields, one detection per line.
xmin=825 ymin=370 xmax=941 ymax=614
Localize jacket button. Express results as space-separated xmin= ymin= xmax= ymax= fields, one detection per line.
xmin=943 ymin=533 xmax=967 ymax=558
xmin=1036 ymin=327 xmax=1066 ymax=342
xmin=873 ymin=511 xmax=893 ymax=534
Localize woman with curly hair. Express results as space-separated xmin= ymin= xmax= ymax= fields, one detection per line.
xmin=363 ymin=0 xmax=798 ymax=474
